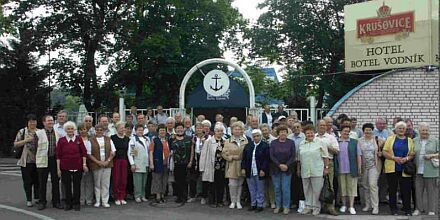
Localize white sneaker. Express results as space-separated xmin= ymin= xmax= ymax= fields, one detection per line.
xmin=349 ymin=207 xmax=356 ymax=215
xmin=339 ymin=206 xmax=347 ymax=213
xmin=26 ymin=201 xmax=33 ymax=207
xmin=187 ymin=198 xmax=196 ymax=203
xmin=115 ymin=200 xmax=121 ymax=206
xmin=200 ymin=198 xmax=206 ymax=205
xmin=121 ymin=200 xmax=127 ymax=205
xmin=362 ymin=206 xmax=371 ymax=212
xmin=428 ymin=212 xmax=435 ymax=216
xmin=229 ymin=202 xmax=236 ymax=209
xmin=141 ymin=198 xmax=148 ymax=202
xmin=270 ymin=203 xmax=276 ymax=209
xmin=372 ymin=208 xmax=379 ymax=215
xmin=135 ymin=198 xmax=142 ymax=203
xmin=236 ymin=202 xmax=242 ymax=209
xmin=94 ymin=203 xmax=100 ymax=208
xmin=102 ymin=203 xmax=110 ymax=208
xmin=412 ymin=210 xmax=420 ymax=216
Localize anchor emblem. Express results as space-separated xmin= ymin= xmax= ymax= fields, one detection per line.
xmin=210 ymin=74 xmax=223 ymax=91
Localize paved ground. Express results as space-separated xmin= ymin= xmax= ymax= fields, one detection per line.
xmin=0 ymin=157 xmax=437 ymax=220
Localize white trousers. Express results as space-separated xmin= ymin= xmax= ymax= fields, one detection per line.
xmin=93 ymin=168 xmax=111 ymax=204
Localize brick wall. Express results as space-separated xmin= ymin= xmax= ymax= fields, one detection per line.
xmin=331 ymin=69 xmax=439 ymax=137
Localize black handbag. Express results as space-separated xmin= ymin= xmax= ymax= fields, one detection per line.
xmin=319 ymin=175 xmax=335 ymax=204
xmin=403 ymin=159 xmax=416 ymax=175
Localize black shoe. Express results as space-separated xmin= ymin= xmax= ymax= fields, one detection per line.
xmin=160 ymin=198 xmax=166 ymax=203
xmin=37 ymin=203 xmax=46 ymax=210
xmin=73 ymin=205 xmax=80 ymax=211
xmin=209 ymin=204 xmax=218 ymax=208
xmin=405 ymin=212 xmax=412 ymax=216
xmin=256 ymin=207 xmax=264 ymax=213
xmin=155 ymin=198 xmax=161 ymax=203
xmin=391 ymin=210 xmax=398 ymax=216
xmin=53 ymin=203 xmax=64 ymax=209
xmin=248 ymin=206 xmax=257 ymax=211
xmin=175 ymin=198 xmax=183 ymax=203
xmin=64 ymin=205 xmax=72 ymax=211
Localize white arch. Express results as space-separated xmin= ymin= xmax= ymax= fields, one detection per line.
xmin=179 ymin=58 xmax=255 ymax=109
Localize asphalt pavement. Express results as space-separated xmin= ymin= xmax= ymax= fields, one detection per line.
xmin=0 ymin=157 xmax=437 ymax=220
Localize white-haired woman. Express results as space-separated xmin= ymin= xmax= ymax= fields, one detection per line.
xmin=56 ymin=121 xmax=88 ymax=211
xmin=199 ymin=124 xmax=226 ymax=207
xmin=202 ymin=120 xmax=214 ymax=137
xmin=382 ymin=121 xmax=414 ymax=216
xmin=241 ymin=129 xmax=270 ymax=212
xmin=222 ymin=121 xmax=248 ymax=209
xmin=227 ymin=117 xmax=238 ymax=137
xmin=412 ymin=123 xmax=438 ymax=216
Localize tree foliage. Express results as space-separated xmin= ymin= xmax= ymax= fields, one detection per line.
xmin=109 ymin=0 xmax=244 ymax=108
xmin=246 ymin=0 xmax=373 ymax=108
xmin=0 ymin=28 xmax=49 ymax=155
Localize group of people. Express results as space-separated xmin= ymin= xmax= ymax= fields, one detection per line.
xmin=13 ymin=105 xmax=438 ymax=217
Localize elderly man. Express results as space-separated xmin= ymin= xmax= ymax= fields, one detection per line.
xmin=273 ymin=105 xmax=288 ymax=119
xmin=98 ymin=115 xmax=111 ymax=137
xmin=314 ymin=120 xmax=339 ymax=215
xmin=174 ymin=112 xmax=183 ymax=124
xmin=323 ymin=117 xmax=337 ymax=138
xmin=245 ymin=116 xmax=259 ymax=140
xmin=84 ymin=115 xmax=96 ymax=137
xmin=54 ymin=110 xmax=68 ymax=137
xmin=373 ymin=118 xmax=391 ymax=141
xmin=166 ymin=117 xmax=176 ymax=138
xmin=108 ymin=112 xmax=120 ymax=136
xmin=261 ymin=105 xmax=274 ymax=127
xmin=155 ymin=105 xmax=168 ymax=125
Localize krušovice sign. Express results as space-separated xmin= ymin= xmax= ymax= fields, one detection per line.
xmin=344 ymin=0 xmax=439 ymax=72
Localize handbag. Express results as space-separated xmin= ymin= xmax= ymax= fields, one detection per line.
xmin=431 ymin=158 xmax=439 ymax=168
xmin=319 ymin=175 xmax=335 ymax=204
xmin=403 ymin=159 xmax=416 ymax=175
xmin=13 ymin=128 xmax=26 ymax=159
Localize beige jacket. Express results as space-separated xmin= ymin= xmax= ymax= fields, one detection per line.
xmin=222 ymin=136 xmax=248 ymax=179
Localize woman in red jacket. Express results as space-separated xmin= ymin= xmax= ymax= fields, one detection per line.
xmin=56 ymin=121 xmax=88 ymax=211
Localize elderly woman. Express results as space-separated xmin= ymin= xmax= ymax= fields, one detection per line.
xmin=149 ymin=124 xmax=172 ymax=203
xmin=412 ymin=123 xmax=438 ymax=216
xmin=270 ymin=125 xmax=296 ymax=215
xmin=14 ymin=114 xmax=40 ymax=207
xmin=78 ymin=123 xmax=94 ymax=206
xmin=358 ymin=123 xmax=382 ymax=215
xmin=227 ymin=117 xmax=238 ymax=136
xmin=202 ymin=120 xmax=214 ymax=137
xmin=88 ymin=124 xmax=116 ymax=208
xmin=56 ymin=121 xmax=88 ymax=211
xmin=297 ymin=125 xmax=329 ymax=216
xmin=382 ymin=121 xmax=414 ymax=216
xmin=111 ymin=122 xmax=130 ymax=205
xmin=222 ymin=121 xmax=248 ymax=209
xmin=128 ymin=124 xmax=149 ymax=203
xmin=241 ymin=129 xmax=269 ymax=212
xmin=200 ymin=125 xmax=226 ymax=207
xmin=335 ymin=125 xmax=362 ymax=215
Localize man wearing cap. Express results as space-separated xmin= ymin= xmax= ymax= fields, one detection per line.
xmin=241 ymin=129 xmax=270 ymax=212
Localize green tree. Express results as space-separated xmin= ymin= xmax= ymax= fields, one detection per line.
xmin=109 ymin=0 xmax=244 ymax=107
xmin=0 ymin=28 xmax=49 ymax=155
xmin=246 ymin=0 xmax=373 ymax=108
xmin=11 ymin=0 xmax=134 ymax=111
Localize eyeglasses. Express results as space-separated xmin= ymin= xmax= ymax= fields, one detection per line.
xmin=85 ymin=120 xmax=92 ymax=122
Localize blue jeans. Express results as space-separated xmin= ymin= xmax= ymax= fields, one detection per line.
xmin=272 ymin=172 xmax=291 ymax=209
xmin=247 ymin=176 xmax=265 ymax=207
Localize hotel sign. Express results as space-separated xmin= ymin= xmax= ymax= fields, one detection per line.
xmin=345 ymin=0 xmax=439 ymax=72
